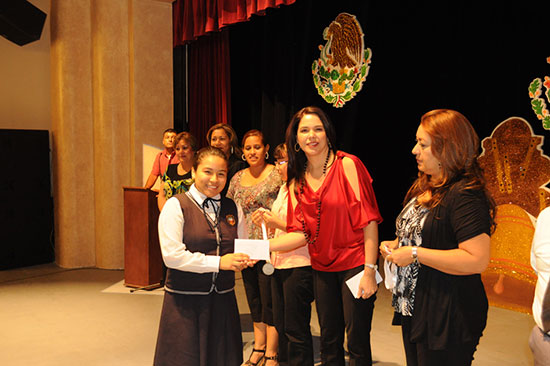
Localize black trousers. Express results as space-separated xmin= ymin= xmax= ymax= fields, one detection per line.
xmin=242 ymin=261 xmax=274 ymax=325
xmin=400 ymin=315 xmax=480 ymax=366
xmin=272 ymin=266 xmax=315 ymax=366
xmin=313 ymin=266 xmax=377 ymax=366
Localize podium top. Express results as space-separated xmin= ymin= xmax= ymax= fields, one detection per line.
xmin=122 ymin=186 xmax=158 ymax=193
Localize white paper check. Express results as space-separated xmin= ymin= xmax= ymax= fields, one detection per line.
xmin=345 ymin=269 xmax=383 ymax=299
xmin=234 ymin=239 xmax=270 ymax=260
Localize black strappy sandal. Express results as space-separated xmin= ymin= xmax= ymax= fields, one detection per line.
xmin=243 ymin=348 xmax=265 ymax=366
xmin=261 ymin=354 xmax=278 ymax=366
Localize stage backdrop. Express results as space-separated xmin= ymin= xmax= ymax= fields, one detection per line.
xmin=173 ymin=0 xmax=550 ymax=313
xmin=226 ymin=0 xmax=550 ymax=240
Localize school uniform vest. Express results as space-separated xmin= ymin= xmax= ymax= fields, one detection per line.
xmin=164 ymin=192 xmax=239 ymax=295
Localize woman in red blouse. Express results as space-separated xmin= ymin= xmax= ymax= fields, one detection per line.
xmin=270 ymin=106 xmax=383 ymax=366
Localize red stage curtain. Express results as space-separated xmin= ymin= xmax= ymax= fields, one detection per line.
xmin=175 ymin=0 xmax=295 ymax=144
xmin=187 ymin=29 xmax=231 ymax=146
xmin=173 ymin=0 xmax=296 ymax=46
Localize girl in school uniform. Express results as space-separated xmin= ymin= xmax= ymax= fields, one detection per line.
xmin=154 ymin=146 xmax=253 ymax=366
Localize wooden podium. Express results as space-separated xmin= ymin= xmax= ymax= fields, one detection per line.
xmin=123 ymin=187 xmax=164 ymax=288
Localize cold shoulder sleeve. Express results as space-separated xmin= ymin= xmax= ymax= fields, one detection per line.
xmin=343 ymin=153 xmax=383 ymax=230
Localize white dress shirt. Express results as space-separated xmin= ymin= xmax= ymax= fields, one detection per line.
xmin=531 ymin=207 xmax=550 ymax=332
xmin=158 ymin=184 xmax=247 ymax=273
xmin=270 ymin=185 xmax=311 ymax=269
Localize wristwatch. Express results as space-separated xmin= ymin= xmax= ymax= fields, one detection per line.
xmin=412 ymin=246 xmax=419 ymax=264
xmin=365 ymin=263 xmax=378 ymax=271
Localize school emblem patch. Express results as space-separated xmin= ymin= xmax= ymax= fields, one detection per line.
xmin=312 ymin=13 xmax=372 ymax=108
xmin=226 ymin=214 xmax=236 ymax=226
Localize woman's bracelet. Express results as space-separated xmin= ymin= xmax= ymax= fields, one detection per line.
xmin=412 ymin=246 xmax=419 ymax=264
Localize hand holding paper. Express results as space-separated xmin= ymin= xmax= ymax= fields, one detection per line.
xmin=234 ymin=238 xmax=270 ymax=260
xmin=345 ymin=269 xmax=383 ymax=299
xmin=234 ymin=222 xmax=274 ymax=280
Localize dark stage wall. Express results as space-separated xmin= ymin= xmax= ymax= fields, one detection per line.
xmin=227 ymin=0 xmax=550 ymax=238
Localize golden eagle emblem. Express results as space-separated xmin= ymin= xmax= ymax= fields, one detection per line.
xmin=312 ymin=13 xmax=372 ymax=108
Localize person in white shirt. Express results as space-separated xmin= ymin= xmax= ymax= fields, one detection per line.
xmin=252 ymin=143 xmax=314 ymax=366
xmin=153 ymin=146 xmax=253 ymax=366
xmin=530 ymin=206 xmax=550 ymax=366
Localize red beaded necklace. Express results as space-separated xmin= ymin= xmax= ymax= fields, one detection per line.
xmin=299 ymin=150 xmax=331 ymax=245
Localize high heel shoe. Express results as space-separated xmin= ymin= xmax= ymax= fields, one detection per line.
xmin=242 ymin=348 xmax=265 ymax=366
xmin=260 ymin=354 xmax=278 ymax=366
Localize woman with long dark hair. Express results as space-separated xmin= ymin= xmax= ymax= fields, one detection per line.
xmin=269 ymin=106 xmax=383 ymax=365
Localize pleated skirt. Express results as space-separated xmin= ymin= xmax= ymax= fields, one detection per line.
xmin=154 ymin=290 xmax=243 ymax=366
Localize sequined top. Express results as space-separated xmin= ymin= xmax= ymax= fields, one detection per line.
xmin=227 ymin=166 xmax=283 ymax=240
xmin=162 ymin=163 xmax=193 ymax=199
xmin=392 ymin=198 xmax=429 ymax=316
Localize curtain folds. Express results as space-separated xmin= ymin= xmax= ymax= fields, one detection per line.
xmin=173 ymin=0 xmax=296 ymax=145
xmin=173 ymin=0 xmax=296 ymax=46
xmin=186 ymin=28 xmax=231 ymax=145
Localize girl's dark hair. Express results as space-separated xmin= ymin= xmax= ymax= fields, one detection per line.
xmin=174 ymin=132 xmax=198 ymax=152
xmin=405 ymin=109 xmax=496 ymax=229
xmin=241 ymin=129 xmax=267 ymax=147
xmin=273 ymin=143 xmax=287 ymax=160
xmin=193 ymin=146 xmax=228 ymax=171
xmin=285 ymin=106 xmax=337 ymax=187
xmin=206 ymin=123 xmax=242 ymax=159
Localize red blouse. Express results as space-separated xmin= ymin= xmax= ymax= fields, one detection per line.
xmin=287 ymin=151 xmax=383 ymax=272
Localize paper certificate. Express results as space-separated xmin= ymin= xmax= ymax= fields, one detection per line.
xmin=345 ymin=269 xmax=383 ymax=299
xmin=234 ymin=239 xmax=270 ymax=260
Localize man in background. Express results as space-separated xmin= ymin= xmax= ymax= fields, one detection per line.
xmin=144 ymin=128 xmax=178 ymax=189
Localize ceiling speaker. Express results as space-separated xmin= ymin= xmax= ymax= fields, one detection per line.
xmin=0 ymin=1 xmax=47 ymax=46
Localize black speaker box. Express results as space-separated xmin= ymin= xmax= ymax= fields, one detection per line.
xmin=0 ymin=129 xmax=54 ymax=270
xmin=0 ymin=0 xmax=47 ymax=46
